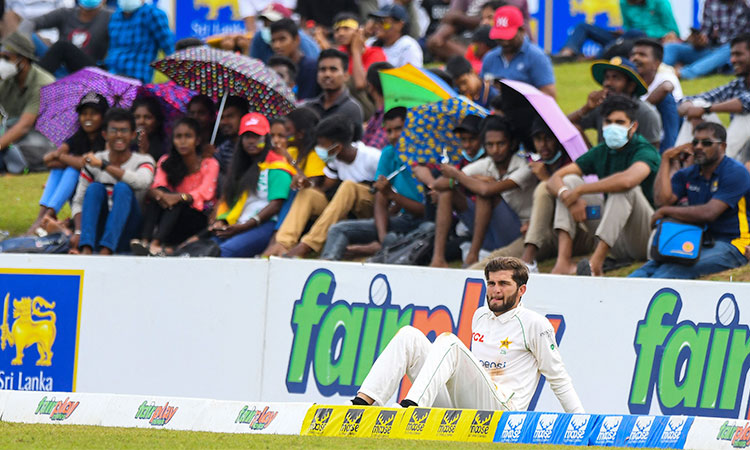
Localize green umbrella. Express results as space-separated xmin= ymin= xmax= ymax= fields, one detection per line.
xmin=378 ymin=64 xmax=457 ymax=112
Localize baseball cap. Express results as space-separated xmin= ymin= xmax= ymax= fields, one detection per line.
xmin=489 ymin=5 xmax=524 ymax=41
xmin=258 ymin=3 xmax=292 ymax=22
xmin=453 ymin=114 xmax=483 ymax=134
xmin=239 ymin=112 xmax=270 ymax=136
xmin=76 ymin=92 xmax=109 ymax=114
xmin=369 ymin=4 xmax=409 ymax=23
xmin=590 ymin=56 xmax=648 ymax=97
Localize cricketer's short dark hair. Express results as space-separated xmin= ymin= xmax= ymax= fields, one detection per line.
xmin=484 ymin=257 xmax=529 ymax=288
xmin=601 ymin=94 xmax=638 ymax=122
xmin=318 ymin=48 xmax=349 ymax=71
xmin=480 ymin=114 xmax=514 ymax=144
xmin=694 ymin=121 xmax=727 ymax=142
xmin=270 ymin=18 xmax=299 ymax=38
xmin=103 ymin=107 xmax=135 ymax=131
xmin=384 ymin=106 xmax=407 ymax=122
xmin=731 ymin=33 xmax=750 ymax=50
xmin=316 ymin=114 xmax=354 ymax=144
xmin=268 ymin=55 xmax=297 ymax=80
xmin=366 ymin=61 xmax=394 ymax=95
xmin=445 ymin=55 xmax=474 ymax=80
xmin=633 ymin=38 xmax=664 ymax=62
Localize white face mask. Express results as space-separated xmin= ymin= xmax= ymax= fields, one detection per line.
xmin=117 ymin=0 xmax=142 ymax=13
xmin=0 ymin=59 xmax=19 ymax=80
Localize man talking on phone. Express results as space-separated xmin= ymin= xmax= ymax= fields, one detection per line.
xmin=546 ymin=94 xmax=661 ymax=276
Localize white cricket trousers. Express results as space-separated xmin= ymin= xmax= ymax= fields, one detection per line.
xmin=358 ymin=326 xmax=516 ymax=410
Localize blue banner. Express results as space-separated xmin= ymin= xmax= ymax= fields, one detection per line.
xmin=175 ymin=0 xmax=246 ymax=41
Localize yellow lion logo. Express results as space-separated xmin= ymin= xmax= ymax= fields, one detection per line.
xmin=570 ymin=0 xmax=622 ymax=27
xmin=1 ymin=293 xmax=57 ymax=366
xmin=194 ymin=0 xmax=240 ymax=20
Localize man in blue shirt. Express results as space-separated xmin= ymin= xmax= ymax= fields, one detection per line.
xmin=270 ymin=18 xmax=320 ymax=101
xmin=480 ymin=5 xmax=555 ymax=98
xmin=249 ymin=3 xmax=320 ymax=64
xmin=630 ymin=122 xmax=750 ymax=279
xmin=105 ymin=0 xmax=173 ymax=83
xmin=320 ymin=107 xmax=425 ymax=260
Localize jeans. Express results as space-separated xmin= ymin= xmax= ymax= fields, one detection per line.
xmin=39 ymin=167 xmax=79 ymax=212
xmin=0 ymin=145 xmax=28 ymax=174
xmin=657 ymin=92 xmax=680 ymax=152
xmin=79 ymin=182 xmax=142 ymax=253
xmin=458 ymin=198 xmax=521 ymax=251
xmin=274 ymin=190 xmax=297 ymax=231
xmin=320 ymin=213 xmax=424 ymax=260
xmin=629 ymin=240 xmax=747 ymax=279
xmin=562 ymin=23 xmax=644 ymax=57
xmin=663 ymin=42 xmax=731 ymax=80
xmin=214 ymin=220 xmax=276 ymax=257
xmin=39 ymin=40 xmax=95 ymax=76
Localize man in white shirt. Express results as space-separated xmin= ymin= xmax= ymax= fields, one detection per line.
xmin=352 ymin=256 xmax=584 ymax=413
xmin=369 ymin=4 xmax=423 ymax=67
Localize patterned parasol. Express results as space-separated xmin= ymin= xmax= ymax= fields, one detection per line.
xmin=37 ymin=67 xmax=141 ymax=146
xmin=136 ymin=81 xmax=196 ymax=133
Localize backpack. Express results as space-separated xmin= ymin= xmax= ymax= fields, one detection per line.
xmin=368 ymin=227 xmax=435 ymax=266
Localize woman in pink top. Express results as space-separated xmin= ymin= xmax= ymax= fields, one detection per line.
xmin=131 ymin=117 xmax=219 ymax=256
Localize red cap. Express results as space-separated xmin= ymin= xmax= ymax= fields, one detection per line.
xmin=258 ymin=3 xmax=292 ymax=22
xmin=489 ymin=5 xmax=523 ymax=40
xmin=239 ymin=113 xmax=270 ymax=136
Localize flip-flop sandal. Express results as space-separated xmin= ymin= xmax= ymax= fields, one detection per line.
xmin=576 ymin=259 xmax=592 ymax=276
xmin=130 ymin=239 xmax=149 ymax=256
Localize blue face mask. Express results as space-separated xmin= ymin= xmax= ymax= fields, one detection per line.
xmin=79 ymin=0 xmax=102 ymax=9
xmin=315 ymin=144 xmax=338 ymax=164
xmin=602 ymin=124 xmax=632 ymax=150
xmin=462 ymin=147 xmax=485 ymax=163
xmin=541 ymin=150 xmax=563 ymax=165
xmin=260 ymin=27 xmax=272 ymax=44
xmin=117 ymin=0 xmax=142 ymax=13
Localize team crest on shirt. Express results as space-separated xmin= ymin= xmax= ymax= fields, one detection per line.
xmin=711 ymin=180 xmax=719 ymax=192
xmin=500 ymin=337 xmax=512 ymax=349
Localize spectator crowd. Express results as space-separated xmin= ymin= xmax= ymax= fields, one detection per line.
xmin=2 ymin=0 xmax=750 ymax=281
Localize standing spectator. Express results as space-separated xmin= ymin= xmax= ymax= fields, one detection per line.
xmin=664 ymin=0 xmax=750 ymax=80
xmin=237 ymin=0 xmax=298 ymax=36
xmin=481 ymin=6 xmax=555 ymax=98
xmin=131 ymin=96 xmax=167 ymax=162
xmin=28 ymin=92 xmax=108 ymax=235
xmin=362 ymin=61 xmax=394 ymax=149
xmin=249 ymin=3 xmax=320 ymax=64
xmin=369 ymin=4 xmax=423 ymax=67
xmin=132 ymin=117 xmax=218 ymax=256
xmin=214 ymin=96 xmax=249 ymax=174
xmin=306 ymin=49 xmax=364 ymax=141
xmin=445 ymin=55 xmax=498 ymax=108
xmin=271 ymin=18 xmax=320 ymax=100
xmin=18 ymin=0 xmax=112 ymax=75
xmin=0 ymin=31 xmax=55 ymax=174
xmin=631 ymin=122 xmax=750 ymax=279
xmin=69 ymin=108 xmax=156 ymax=255
xmin=104 ymin=0 xmax=174 ymax=83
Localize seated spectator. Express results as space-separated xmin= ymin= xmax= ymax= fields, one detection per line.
xmin=321 ymin=107 xmax=425 ymax=260
xmin=271 ymin=18 xmax=320 ymax=100
xmin=630 ymin=122 xmax=750 ymax=279
xmin=630 ymin=39 xmax=680 ymax=151
xmin=19 ymin=0 xmax=112 ymax=75
xmin=263 ymin=115 xmax=380 ymax=257
xmin=207 ymin=113 xmax=294 ymax=257
xmin=131 ymin=117 xmax=218 ymax=256
xmin=430 ymin=115 xmax=537 ymax=267
xmin=553 ymin=0 xmax=678 ymax=61
xmin=547 ymin=95 xmax=661 ymax=276
xmin=268 ymin=55 xmax=297 ymax=94
xmin=249 ymin=3 xmax=320 ymax=64
xmin=69 ymin=108 xmax=156 ymax=255
xmin=481 ymin=6 xmax=555 ymax=98
xmin=131 ymin=96 xmax=166 ymax=161
xmin=676 ymin=34 xmax=750 ymax=160
xmin=104 ymin=0 xmax=174 ymax=83
xmin=306 ymin=48 xmax=364 ymax=142
xmin=568 ymin=57 xmax=662 ymax=149
xmin=362 ymin=61 xmax=394 ymax=149
xmin=269 ymin=117 xmax=288 ymax=156
xmin=284 ymin=107 xmax=326 ymax=189
xmin=470 ymin=117 xmax=574 ymax=271
xmin=445 ymin=55 xmax=498 ymax=108
xmin=465 ymin=25 xmax=497 ymax=74
xmin=186 ymin=94 xmax=217 ymax=154
xmin=369 ymin=4 xmax=423 ymax=67
xmin=3 ymin=0 xmax=73 ymax=47
xmin=28 ymin=92 xmax=108 ymax=235
xmin=214 ymin=96 xmax=249 ymax=174
xmin=0 ymin=31 xmax=55 ymax=174
xmin=664 ymin=0 xmax=749 ymax=80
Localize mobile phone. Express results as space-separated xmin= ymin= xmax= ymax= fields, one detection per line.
xmin=586 ymin=205 xmax=602 ymax=220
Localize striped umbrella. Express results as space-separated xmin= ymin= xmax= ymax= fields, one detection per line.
xmin=379 ymin=64 xmax=457 ymax=113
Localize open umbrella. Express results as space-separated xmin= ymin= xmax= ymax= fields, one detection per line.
xmin=498 ymin=79 xmax=588 ymax=161
xmin=151 ymin=46 xmax=296 ymax=143
xmin=136 ymin=81 xmax=196 ymax=133
xmin=379 ymin=64 xmax=457 ymax=113
xmin=397 ymin=97 xmax=489 ymax=166
xmin=37 ymin=67 xmax=141 ymax=146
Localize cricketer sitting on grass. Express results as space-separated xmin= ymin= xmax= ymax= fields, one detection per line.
xmin=352 ymin=256 xmax=585 ymax=412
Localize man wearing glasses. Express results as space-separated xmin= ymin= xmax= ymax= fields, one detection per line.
xmin=630 ymin=122 xmax=750 ymax=279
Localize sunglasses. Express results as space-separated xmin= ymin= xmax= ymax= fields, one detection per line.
xmin=691 ymin=138 xmax=723 ymax=147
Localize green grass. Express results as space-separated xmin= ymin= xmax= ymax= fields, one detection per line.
xmin=0 ymin=421 xmax=628 ymax=449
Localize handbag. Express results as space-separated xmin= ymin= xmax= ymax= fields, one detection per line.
xmin=368 ymin=227 xmax=435 ymax=266
xmin=649 ymin=219 xmax=704 ymax=265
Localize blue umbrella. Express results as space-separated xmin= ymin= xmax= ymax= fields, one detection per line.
xmin=397 ymin=97 xmax=489 ymax=166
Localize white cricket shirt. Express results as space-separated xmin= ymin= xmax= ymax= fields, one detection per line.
xmin=471 ymin=303 xmax=584 ymax=413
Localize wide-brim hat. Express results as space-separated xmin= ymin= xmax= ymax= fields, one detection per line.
xmin=1 ymin=31 xmax=37 ymax=61
xmin=591 ymin=56 xmax=648 ymax=97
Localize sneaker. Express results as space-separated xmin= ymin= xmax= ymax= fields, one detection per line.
xmin=525 ymin=260 xmax=539 ymax=273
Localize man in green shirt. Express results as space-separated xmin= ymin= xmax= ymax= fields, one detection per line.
xmin=0 ymin=31 xmax=55 ymax=173
xmin=547 ymin=94 xmax=661 ymax=276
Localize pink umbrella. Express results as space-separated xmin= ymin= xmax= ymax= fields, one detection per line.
xmin=499 ymin=79 xmax=588 ymax=161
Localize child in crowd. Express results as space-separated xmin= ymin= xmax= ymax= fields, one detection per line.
xmin=27 ymin=92 xmax=109 ymax=235
xmin=210 ymin=113 xmax=294 ymax=257
xmin=445 ymin=55 xmax=498 ymax=109
xmin=131 ymin=117 xmax=219 ymax=256
xmin=131 ymin=96 xmax=167 ymax=161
